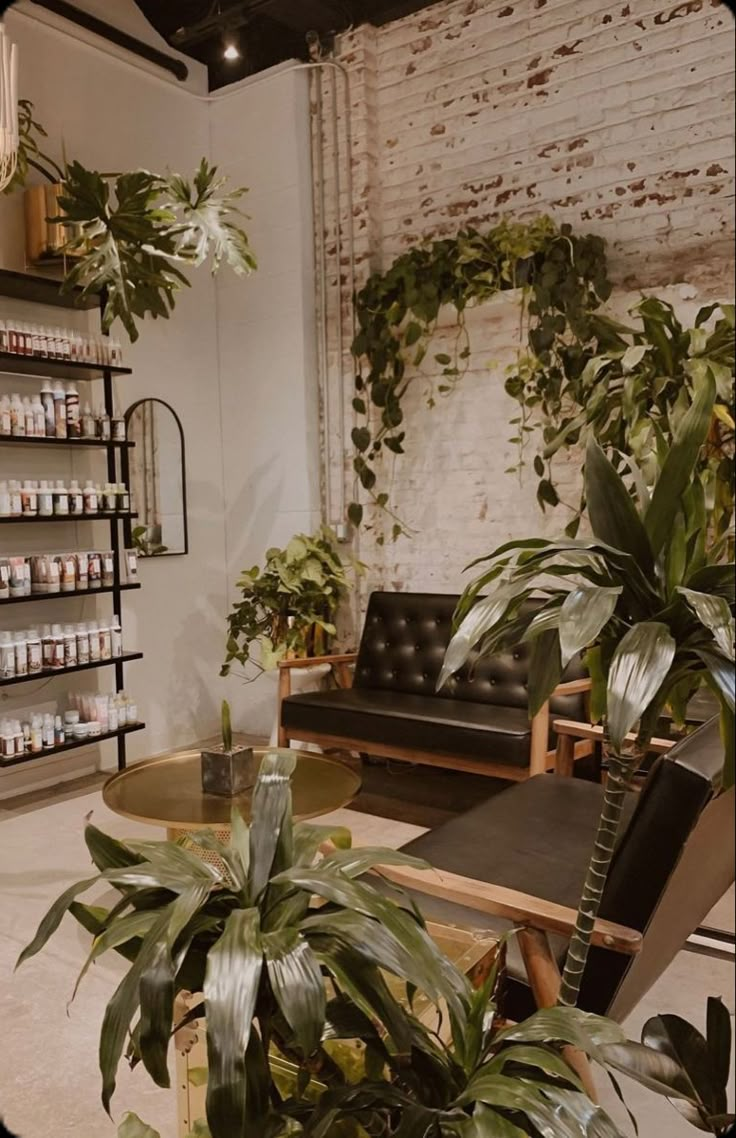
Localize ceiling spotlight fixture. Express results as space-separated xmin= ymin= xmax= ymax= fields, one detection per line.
xmin=222 ymin=29 xmax=241 ymax=61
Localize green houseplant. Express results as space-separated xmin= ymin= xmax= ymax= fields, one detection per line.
xmin=222 ymin=528 xmax=355 ymax=678
xmin=439 ymin=369 xmax=734 ymax=1007
xmin=18 ymin=749 xmax=695 ymax=1138
xmin=507 ymin=297 xmax=735 ymax=544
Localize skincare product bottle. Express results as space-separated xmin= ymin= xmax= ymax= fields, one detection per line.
xmin=38 ymin=480 xmax=53 ymax=516
xmin=88 ymin=552 xmax=101 ymax=590
xmin=52 ymin=381 xmax=67 ymax=438
xmin=66 ymin=382 xmax=81 ymax=438
xmin=54 ymin=715 xmax=65 ymax=746
xmin=53 ymin=480 xmax=69 ymax=516
xmin=0 ymin=481 xmax=10 ymax=517
xmin=31 ymin=394 xmax=45 ymax=436
xmin=41 ymin=382 xmax=55 ymax=435
xmin=31 ymin=715 xmax=44 ymax=754
xmin=0 ymin=394 xmax=10 ymax=435
xmin=83 ymin=480 xmax=98 ymax=515
xmin=117 ymin=483 xmax=130 ymax=513
xmin=21 ymin=481 xmax=37 ymax=517
xmin=9 ymin=481 xmax=22 ymax=516
xmin=50 ymin=624 xmax=65 ymax=670
xmin=97 ymin=409 xmax=111 ymax=441
xmin=13 ymin=631 xmax=28 ymax=676
xmin=63 ymin=625 xmax=77 ymax=667
xmin=112 ymin=416 xmax=126 ymax=442
xmin=102 ymin=483 xmax=116 ymax=514
xmin=110 ymin=615 xmax=123 ymax=658
xmin=69 ymin=480 xmax=84 ymax=516
xmin=108 ymin=696 xmax=119 ymax=732
xmin=0 ymin=632 xmax=15 ymax=678
xmin=101 ymin=551 xmax=114 ymax=589
xmin=81 ymin=402 xmax=96 ymax=439
xmin=46 ymin=556 xmax=61 ymax=594
xmin=75 ymin=551 xmax=89 ymax=590
xmin=42 ymin=713 xmax=55 ymax=749
xmin=88 ymin=621 xmax=100 ymax=661
xmin=99 ymin=620 xmax=112 ymax=661
xmin=42 ymin=624 xmax=55 ymax=669
xmin=10 ymin=392 xmax=24 ymax=436
xmin=27 ymin=628 xmax=42 ymax=674
xmin=76 ymin=623 xmax=90 ymax=665
xmin=23 ymin=396 xmax=35 ymax=436
xmin=61 ymin=553 xmax=77 ymax=593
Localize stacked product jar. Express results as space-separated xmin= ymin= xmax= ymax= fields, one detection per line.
xmin=0 ymin=381 xmax=126 ymax=441
xmin=0 ymin=548 xmax=138 ymax=601
xmin=0 ymin=321 xmax=123 ymax=366
xmin=0 ymin=478 xmax=131 ymax=518
xmin=0 ymin=616 xmax=123 ymax=679
xmin=0 ymin=689 xmax=139 ymax=760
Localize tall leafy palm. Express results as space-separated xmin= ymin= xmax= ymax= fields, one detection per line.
xmin=439 ymin=369 xmax=734 ymax=1007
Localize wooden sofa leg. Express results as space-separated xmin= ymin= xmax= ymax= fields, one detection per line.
xmin=529 ymin=702 xmax=550 ymax=776
xmin=555 ymin=733 xmax=575 ymax=777
xmin=517 ymin=927 xmax=598 ymax=1102
xmin=277 ymin=667 xmax=291 ymax=748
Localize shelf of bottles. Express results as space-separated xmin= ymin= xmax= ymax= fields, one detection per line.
xmin=0 ymin=269 xmax=143 ymax=772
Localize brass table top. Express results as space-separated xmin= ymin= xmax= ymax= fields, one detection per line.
xmin=103 ymin=747 xmax=361 ymax=830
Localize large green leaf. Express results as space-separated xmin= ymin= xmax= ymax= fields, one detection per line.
xmin=584 ymin=439 xmax=654 ymax=576
xmin=697 ymin=649 xmax=735 ymax=712
xmin=606 ymin=622 xmax=676 ymax=752
xmin=706 ymin=997 xmax=732 ymax=1113
xmin=438 ymin=583 xmax=532 ymax=690
xmin=263 ymin=928 xmax=325 ymax=1055
xmin=534 ymin=1085 xmax=624 ymax=1138
xmin=100 ymin=883 xmax=210 ymax=1112
xmin=451 ymin=1104 xmax=529 ymax=1137
xmin=644 ymin=370 xmax=717 ymax=558
xmin=204 ymin=908 xmax=263 ymax=1138
xmin=72 ymin=909 xmax=158 ymax=1000
xmin=642 ymin=1013 xmax=718 ymax=1114
xmin=485 ymin=1045 xmax=582 ymax=1089
xmin=16 ymin=874 xmax=100 ymax=967
xmin=139 ymin=942 xmax=177 ymax=1087
xmin=275 ymin=867 xmax=470 ymax=1023
xmin=293 ymin=821 xmax=352 ymax=868
xmin=457 ymin=1072 xmax=588 ymax=1138
xmin=598 ymin=1041 xmax=696 ymax=1102
xmin=558 ymin=586 xmax=622 ymax=667
xmin=494 ymin=1008 xmax=625 ymax=1056
xmin=248 ymin=750 xmax=297 ymax=903
xmin=678 ymin=588 xmax=735 ymax=660
xmin=319 ymin=846 xmax=430 ymax=879
xmin=527 ymin=629 xmax=562 ymax=717
xmin=85 ymin=822 xmax=144 ymax=871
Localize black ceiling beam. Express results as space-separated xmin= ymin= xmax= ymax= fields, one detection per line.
xmin=29 ymin=0 xmax=189 ymax=81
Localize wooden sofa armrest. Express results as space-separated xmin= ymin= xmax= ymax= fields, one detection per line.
xmin=277 ymin=652 xmax=358 ymax=670
xmin=277 ymin=653 xmax=357 ymax=745
xmin=553 ymin=718 xmax=674 ymax=754
xmin=373 ymin=862 xmax=642 ymax=956
xmin=553 ymin=678 xmax=592 ymax=696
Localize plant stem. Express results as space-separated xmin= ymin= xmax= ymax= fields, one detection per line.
xmin=558 ymin=750 xmax=630 ymax=1007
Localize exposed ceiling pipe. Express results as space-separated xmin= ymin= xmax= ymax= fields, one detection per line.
xmin=27 ymin=0 xmax=189 ymax=80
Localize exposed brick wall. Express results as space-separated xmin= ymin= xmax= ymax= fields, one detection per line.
xmin=317 ymin=0 xmax=735 ymax=598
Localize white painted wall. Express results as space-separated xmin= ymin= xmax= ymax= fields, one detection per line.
xmin=210 ymin=66 xmax=321 ymax=737
xmin=0 ymin=12 xmax=226 ymax=793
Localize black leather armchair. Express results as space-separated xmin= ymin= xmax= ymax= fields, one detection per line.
xmin=375 ymin=716 xmax=734 ymax=1025
xmin=279 ymin=590 xmax=591 ymax=779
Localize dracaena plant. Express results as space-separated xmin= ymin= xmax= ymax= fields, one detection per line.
xmin=440 ymin=368 xmax=735 ymax=1007
xmin=19 ymin=751 xmax=651 ymax=1138
xmin=57 ymin=158 xmax=257 ymax=341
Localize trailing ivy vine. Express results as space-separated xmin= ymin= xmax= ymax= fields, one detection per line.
xmin=510 ymin=296 xmax=735 ymax=544
xmin=349 ymin=216 xmax=611 ymax=540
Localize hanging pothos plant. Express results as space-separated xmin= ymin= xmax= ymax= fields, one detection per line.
xmin=349 ymin=217 xmax=611 ymax=540
xmin=507 ymin=295 xmax=735 ymax=546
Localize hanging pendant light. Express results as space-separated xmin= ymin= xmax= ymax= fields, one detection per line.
xmin=0 ymin=20 xmax=19 ymax=192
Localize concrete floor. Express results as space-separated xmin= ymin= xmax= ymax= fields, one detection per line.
xmin=0 ymin=775 xmax=733 ymax=1138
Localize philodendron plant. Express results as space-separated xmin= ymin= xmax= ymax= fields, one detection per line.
xmin=440 ymin=368 xmax=735 ymax=1007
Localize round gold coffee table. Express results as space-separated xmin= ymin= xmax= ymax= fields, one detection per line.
xmin=103 ymin=747 xmax=361 ymax=837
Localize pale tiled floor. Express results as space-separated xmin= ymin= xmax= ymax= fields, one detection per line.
xmin=0 ymin=779 xmax=733 ymax=1138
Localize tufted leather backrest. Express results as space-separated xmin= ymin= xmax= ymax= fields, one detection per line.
xmin=354 ymin=591 xmax=587 ymax=719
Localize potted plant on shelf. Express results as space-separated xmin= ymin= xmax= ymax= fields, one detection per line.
xmin=18 ymin=750 xmax=730 ymax=1138
xmin=439 ymin=368 xmax=734 ymax=1008
xmin=4 ymin=100 xmax=256 ymax=341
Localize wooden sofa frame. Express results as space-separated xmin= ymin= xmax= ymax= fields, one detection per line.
xmin=278 ymin=654 xmax=593 ymax=780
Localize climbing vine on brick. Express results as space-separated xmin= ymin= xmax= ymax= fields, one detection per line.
xmin=350 ymin=216 xmax=611 ymax=540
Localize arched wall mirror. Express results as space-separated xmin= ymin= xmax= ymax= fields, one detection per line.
xmin=123 ymin=398 xmax=188 ymax=557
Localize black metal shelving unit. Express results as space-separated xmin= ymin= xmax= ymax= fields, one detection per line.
xmin=0 ymin=436 xmax=134 ymax=450
xmin=0 ymin=651 xmax=143 ymax=688
xmin=0 ymin=268 xmax=142 ymax=772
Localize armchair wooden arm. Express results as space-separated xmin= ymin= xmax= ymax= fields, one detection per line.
xmin=373 ymin=862 xmax=641 ymax=955
xmin=529 ymin=677 xmax=593 ymax=777
xmin=277 ymin=653 xmax=357 ymax=745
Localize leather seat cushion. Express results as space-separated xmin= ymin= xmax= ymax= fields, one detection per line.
xmin=391 ymin=775 xmax=637 ymax=1016
xmin=281 ymin=688 xmax=533 ymax=766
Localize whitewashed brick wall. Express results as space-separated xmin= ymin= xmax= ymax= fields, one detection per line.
xmin=318 ymin=0 xmax=735 ymax=599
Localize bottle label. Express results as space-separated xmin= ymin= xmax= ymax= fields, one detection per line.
xmin=28 ymin=643 xmax=43 ymax=673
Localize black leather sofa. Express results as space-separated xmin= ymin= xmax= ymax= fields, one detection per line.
xmin=279 ymin=590 xmax=590 ymax=779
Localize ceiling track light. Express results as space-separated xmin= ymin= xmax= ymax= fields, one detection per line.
xmin=222 ymin=27 xmax=241 ymax=61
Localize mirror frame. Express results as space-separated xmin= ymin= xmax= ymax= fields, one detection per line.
xmin=122 ymin=397 xmax=189 ymax=558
